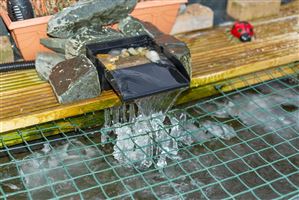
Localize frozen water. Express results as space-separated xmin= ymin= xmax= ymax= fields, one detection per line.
xmin=109 ymin=86 xmax=239 ymax=168
xmin=18 ymin=140 xmax=101 ymax=197
xmin=201 ymin=120 xmax=237 ymax=140
xmin=209 ymin=82 xmax=299 ymax=133
xmin=2 ymin=183 xmax=20 ymax=190
xmin=113 ymin=115 xmax=154 ymax=169
xmin=109 ymin=89 xmax=187 ymax=168
xmin=212 ymin=101 xmax=235 ymax=118
xmin=170 ymin=114 xmax=213 ymax=145
xmin=112 ymin=112 xmax=186 ymax=169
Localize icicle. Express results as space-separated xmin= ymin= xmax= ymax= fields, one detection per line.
xmin=121 ymin=104 xmax=127 ymax=123
xmin=128 ymin=103 xmax=136 ymax=123
xmin=113 ymin=88 xmax=187 ymax=169
xmin=104 ymin=109 xmax=111 ymax=128
xmin=112 ymin=106 xmax=120 ymax=125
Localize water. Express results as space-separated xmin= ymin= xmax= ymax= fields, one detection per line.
xmin=209 ymin=81 xmax=299 ymax=132
xmin=108 ymin=87 xmax=239 ymax=169
xmin=108 ymin=87 xmax=238 ymax=169
xmin=107 ymin=88 xmax=187 ymax=169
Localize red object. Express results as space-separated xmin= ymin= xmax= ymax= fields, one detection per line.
xmin=231 ymin=21 xmax=254 ymax=42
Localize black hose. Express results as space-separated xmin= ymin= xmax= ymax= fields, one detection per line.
xmin=7 ymin=0 xmax=35 ymax=21
xmin=0 ymin=60 xmax=35 ymax=73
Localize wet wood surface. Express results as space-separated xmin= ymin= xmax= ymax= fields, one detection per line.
xmin=0 ymin=7 xmax=299 ymax=133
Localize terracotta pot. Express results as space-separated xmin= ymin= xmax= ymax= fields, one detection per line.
xmin=0 ymin=0 xmax=187 ymax=60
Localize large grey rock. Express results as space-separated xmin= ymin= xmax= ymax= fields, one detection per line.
xmin=119 ymin=16 xmax=192 ymax=77
xmin=49 ymin=55 xmax=101 ymax=104
xmin=35 ymin=52 xmax=65 ymax=81
xmin=47 ymin=0 xmax=137 ymax=38
xmin=40 ymin=38 xmax=67 ymax=54
xmin=65 ymin=26 xmax=124 ymax=59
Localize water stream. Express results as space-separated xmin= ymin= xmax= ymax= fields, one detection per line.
xmin=104 ymin=88 xmax=187 ymax=169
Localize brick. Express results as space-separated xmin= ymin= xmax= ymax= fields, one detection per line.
xmin=227 ymin=0 xmax=281 ymax=21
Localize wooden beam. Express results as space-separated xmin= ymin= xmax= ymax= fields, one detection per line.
xmin=1 ymin=33 xmax=298 ymax=133
xmin=1 ymin=13 xmax=299 ymax=133
xmin=1 ymin=63 xmax=297 ymax=147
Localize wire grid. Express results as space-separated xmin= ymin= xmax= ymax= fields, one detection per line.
xmin=0 ymin=66 xmax=298 ymax=200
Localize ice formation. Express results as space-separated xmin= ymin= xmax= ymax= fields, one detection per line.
xmin=19 ymin=140 xmax=100 ymax=194
xmin=201 ymin=120 xmax=237 ymax=140
xmin=105 ymin=89 xmax=186 ymax=168
xmin=107 ymin=87 xmax=239 ymax=169
xmin=211 ymin=82 xmax=299 ymax=132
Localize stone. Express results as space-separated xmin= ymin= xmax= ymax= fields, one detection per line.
xmin=171 ymin=4 xmax=214 ymax=35
xmin=47 ymin=0 xmax=137 ymax=38
xmin=118 ymin=16 xmax=192 ymax=77
xmin=35 ymin=52 xmax=65 ymax=81
xmin=227 ymin=0 xmax=281 ymax=21
xmin=40 ymin=38 xmax=67 ymax=54
xmin=0 ymin=36 xmax=13 ymax=63
xmin=49 ymin=55 xmax=101 ymax=104
xmin=118 ymin=16 xmax=154 ymax=37
xmin=65 ymin=26 xmax=124 ymax=59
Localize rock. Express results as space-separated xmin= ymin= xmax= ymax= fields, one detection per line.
xmin=49 ymin=55 xmax=101 ymax=104
xmin=35 ymin=52 xmax=65 ymax=81
xmin=0 ymin=36 xmax=13 ymax=63
xmin=40 ymin=38 xmax=67 ymax=54
xmin=47 ymin=0 xmax=137 ymax=38
xmin=65 ymin=26 xmax=124 ymax=59
xmin=171 ymin=4 xmax=214 ymax=35
xmin=118 ymin=16 xmax=154 ymax=37
xmin=227 ymin=0 xmax=281 ymax=21
xmin=119 ymin=16 xmax=192 ymax=77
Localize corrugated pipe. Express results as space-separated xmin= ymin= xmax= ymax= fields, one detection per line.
xmin=0 ymin=61 xmax=35 ymax=73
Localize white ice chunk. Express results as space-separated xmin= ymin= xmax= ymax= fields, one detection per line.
xmin=19 ymin=140 xmax=99 ymax=192
xmin=3 ymin=183 xmax=20 ymax=190
xmin=113 ymin=116 xmax=154 ymax=169
xmin=202 ymin=120 xmax=237 ymax=140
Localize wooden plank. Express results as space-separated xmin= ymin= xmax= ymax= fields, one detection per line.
xmin=1 ymin=112 xmax=105 ymax=148
xmin=1 ymin=63 xmax=298 ymax=148
xmin=177 ymin=63 xmax=299 ymax=104
xmin=179 ymin=15 xmax=299 ymax=54
xmin=0 ymin=15 xmax=299 ymax=133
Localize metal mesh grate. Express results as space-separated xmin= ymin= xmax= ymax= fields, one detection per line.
xmin=0 ymin=66 xmax=298 ymax=200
